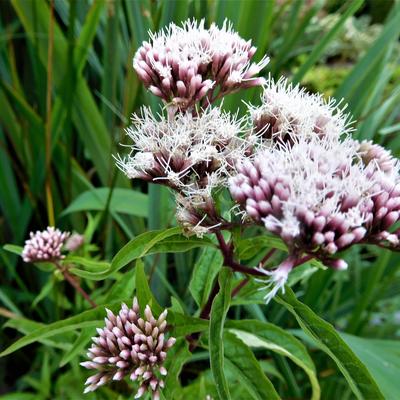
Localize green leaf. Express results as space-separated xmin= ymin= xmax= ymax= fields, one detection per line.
xmin=340 ymin=333 xmax=400 ymax=400
xmin=209 ymin=267 xmax=233 ymax=400
xmin=3 ymin=244 xmax=23 ymax=256
xmin=226 ymin=320 xmax=320 ymax=400
xmin=147 ymin=235 xmax=215 ymax=255
xmin=3 ymin=317 xmax=71 ymax=351
xmin=111 ymin=227 xmax=181 ymax=270
xmin=104 ymin=266 xmax=136 ymax=303
xmin=0 ymin=394 xmax=38 ymax=400
xmin=189 ymin=247 xmax=223 ymax=307
xmin=62 ymin=188 xmax=148 ymax=217
xmin=71 ymin=227 xmax=182 ymax=280
xmin=275 ymin=287 xmax=384 ymax=400
xmin=236 ymin=235 xmax=287 ymax=261
xmin=135 ymin=259 xmax=163 ymax=315
xmin=66 ymin=256 xmax=111 ymax=279
xmin=31 ymin=277 xmax=55 ymax=308
xmin=168 ymin=312 xmax=208 ymax=337
xmin=59 ymin=328 xmax=93 ymax=367
xmin=224 ymin=331 xmax=280 ymax=400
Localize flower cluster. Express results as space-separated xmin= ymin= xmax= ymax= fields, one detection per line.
xmin=134 ymin=19 xmax=268 ymax=111
xmin=22 ymin=227 xmax=70 ymax=263
xmin=249 ymin=77 xmax=351 ymax=144
xmin=230 ymin=136 xmax=371 ymax=259
xmin=82 ymin=298 xmax=175 ymax=400
xmin=229 ymin=81 xmax=400 ymax=301
xmin=123 ymin=17 xmax=400 ymax=303
xmin=117 ymin=106 xmax=249 ymax=235
xmin=117 ymin=107 xmax=245 ymax=189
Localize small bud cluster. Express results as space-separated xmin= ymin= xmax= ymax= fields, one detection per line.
xmin=249 ymin=77 xmax=351 ymax=144
xmin=22 ymin=227 xmax=70 ymax=263
xmin=134 ymin=19 xmax=268 ymax=111
xmin=65 ymin=233 xmax=85 ymax=252
xmin=82 ymin=298 xmax=175 ymax=400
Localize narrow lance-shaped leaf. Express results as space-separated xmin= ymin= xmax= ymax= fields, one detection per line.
xmin=189 ymin=247 xmax=223 ymax=308
xmin=209 ymin=267 xmax=233 ymax=400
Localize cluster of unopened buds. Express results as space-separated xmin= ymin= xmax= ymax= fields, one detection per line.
xmin=82 ymin=298 xmax=175 ymax=400
xmin=22 ymin=226 xmax=70 ymax=263
xmin=22 ymin=227 xmax=84 ymax=263
xmin=117 ymin=18 xmax=400 ymax=304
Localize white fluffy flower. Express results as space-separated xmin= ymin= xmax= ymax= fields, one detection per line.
xmin=249 ymin=77 xmax=352 ymax=143
xmin=116 ymin=106 xmax=248 ymax=194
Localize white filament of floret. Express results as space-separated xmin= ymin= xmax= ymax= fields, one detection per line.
xmin=116 ymin=105 xmax=247 ymax=195
xmin=255 ymin=257 xmax=296 ymax=304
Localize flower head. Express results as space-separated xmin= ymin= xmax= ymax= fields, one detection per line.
xmin=133 ymin=19 xmax=268 ymax=111
xmin=116 ymin=106 xmax=248 ymax=194
xmin=81 ymin=298 xmax=175 ymax=400
xmin=22 ymin=227 xmax=70 ymax=263
xmin=230 ymin=135 xmax=373 ymax=260
xmin=249 ymin=77 xmax=351 ymax=144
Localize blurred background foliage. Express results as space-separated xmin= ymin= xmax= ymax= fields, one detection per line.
xmin=0 ymin=0 xmax=400 ymax=399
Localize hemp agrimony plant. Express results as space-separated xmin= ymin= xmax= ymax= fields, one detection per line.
xmin=6 ymin=19 xmax=399 ymax=400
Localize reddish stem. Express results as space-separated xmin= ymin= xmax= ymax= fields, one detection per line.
xmin=55 ymin=262 xmax=97 ymax=308
xmin=260 ymin=248 xmax=276 ymax=266
xmin=231 ymin=278 xmax=249 ymax=297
